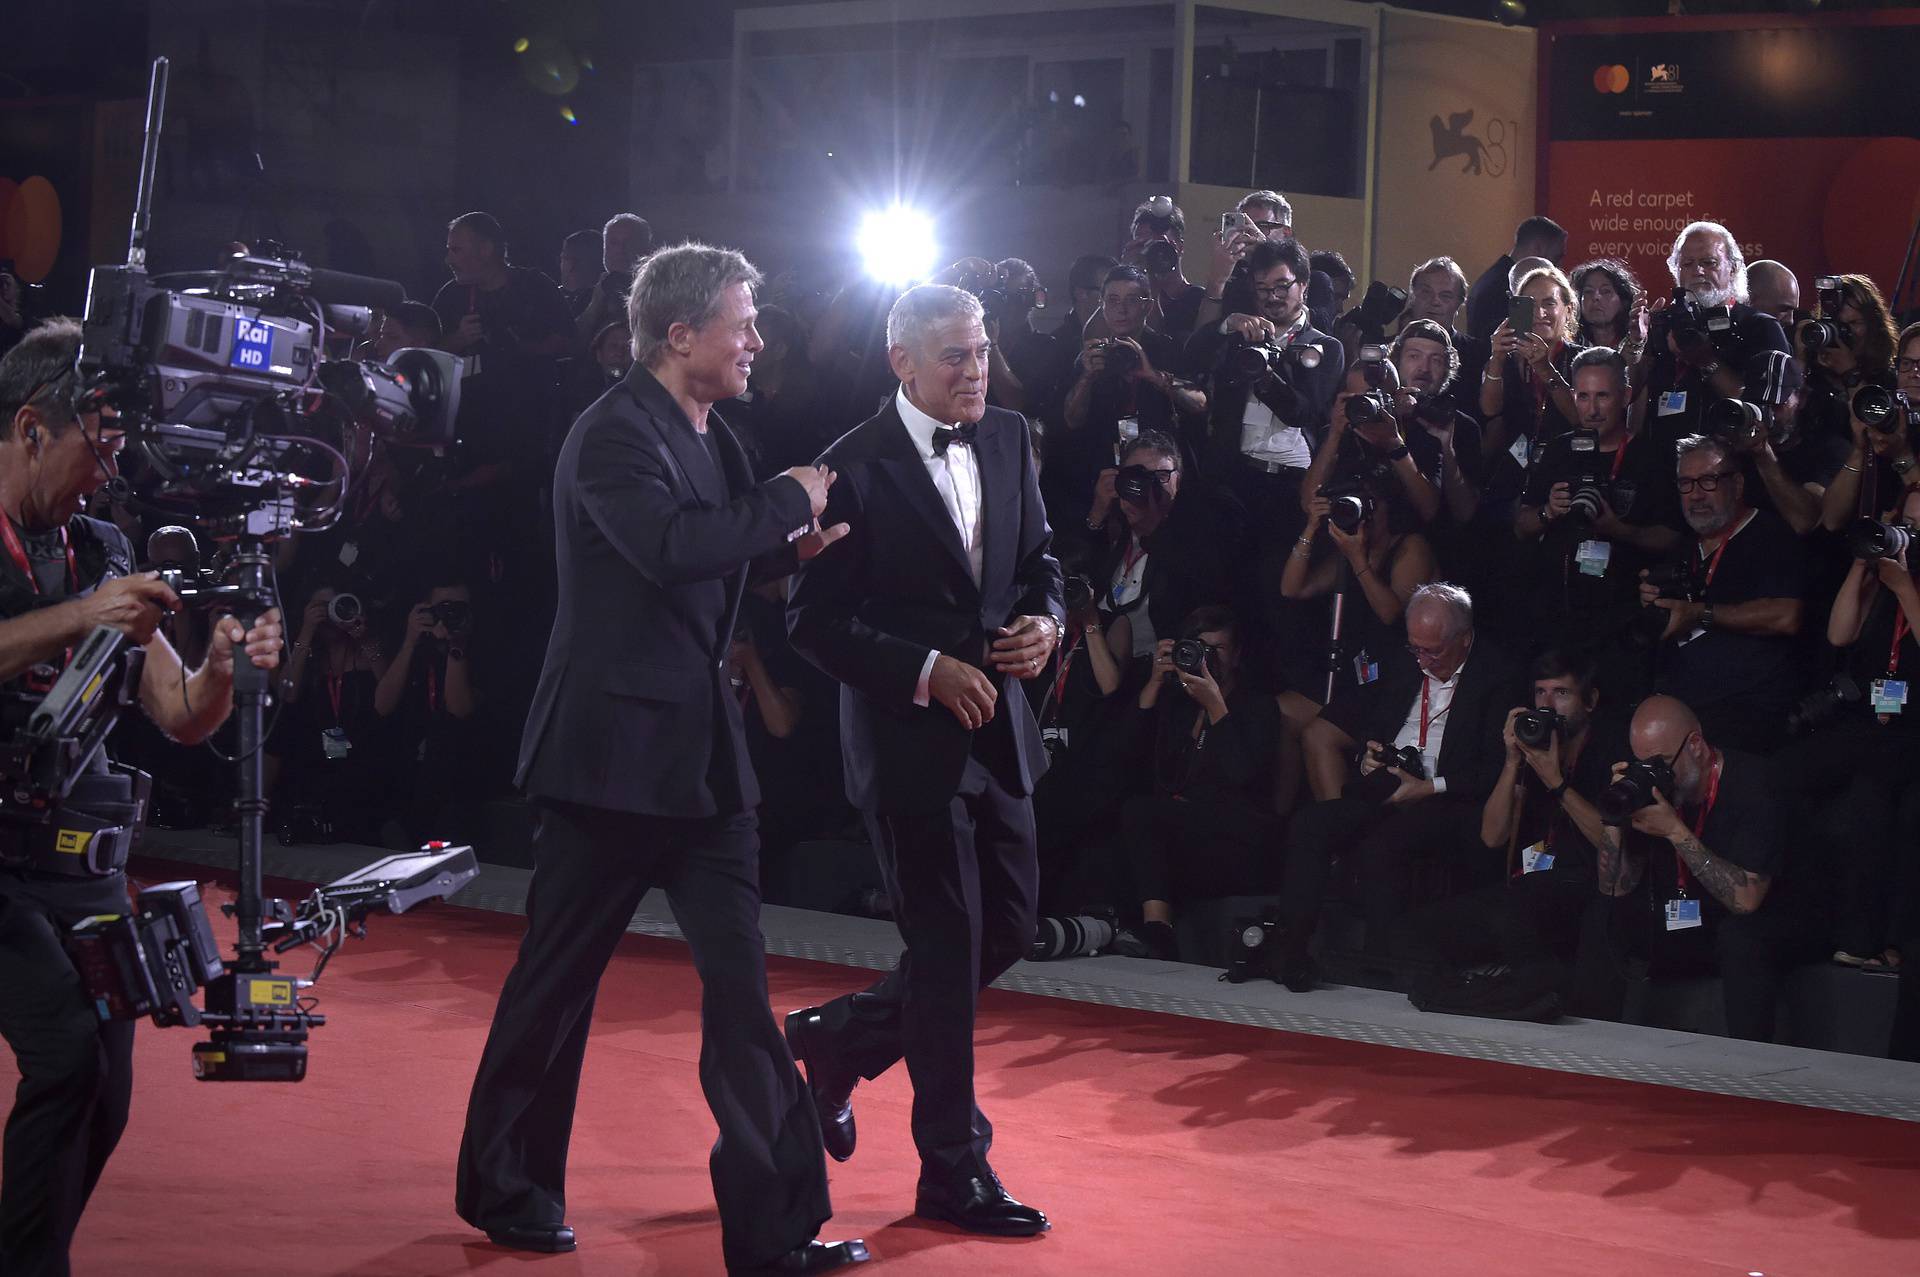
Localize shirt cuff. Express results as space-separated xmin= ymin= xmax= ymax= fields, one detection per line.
xmin=914 ymin=648 xmax=938 ymax=708
xmin=1431 ymin=776 xmax=1448 ymax=795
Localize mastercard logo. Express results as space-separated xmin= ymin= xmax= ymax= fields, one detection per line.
xmin=0 ymin=176 xmax=62 ymax=283
xmin=1593 ymin=65 xmax=1630 ymax=94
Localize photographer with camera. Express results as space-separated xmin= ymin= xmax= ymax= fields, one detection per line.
xmin=987 ymin=258 xmax=1060 ymax=417
xmin=1120 ymin=606 xmax=1281 ymax=959
xmin=1635 ymin=223 xmax=1790 ymax=446
xmin=1059 ymin=266 xmax=1206 ymax=524
xmin=1277 ymin=584 xmax=1522 ymax=990
xmin=270 ymin=584 xmax=398 ymax=845
xmin=1406 ymin=649 xmax=1632 ymax=1018
xmin=1389 ymin=320 xmax=1484 ymax=530
xmin=1133 ymin=236 xmax=1206 ymax=348
xmin=1514 ymin=349 xmax=1682 ymax=669
xmin=0 ymin=319 xmax=285 ymax=1276
xmin=1598 ymin=695 xmax=1823 ymax=1041
xmin=1708 ymin=352 xmax=1839 ymax=538
xmin=1185 ymin=239 xmax=1344 ymax=536
xmin=375 ymin=584 xmax=483 ymax=843
xmin=1301 ymin=353 xmax=1441 ymax=529
xmin=1637 ymin=435 xmax=1807 ymax=751
xmin=1772 ymin=481 xmax=1920 ymax=974
xmin=1818 ymin=320 xmax=1920 ymax=535
xmin=571 ymin=212 xmax=652 ymax=347
xmin=1282 ymin=476 xmax=1435 ymax=640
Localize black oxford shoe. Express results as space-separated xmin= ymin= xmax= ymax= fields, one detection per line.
xmin=914 ymin=1171 xmax=1050 ymax=1237
xmin=730 ymin=1238 xmax=871 ymax=1275
xmin=785 ymin=1006 xmax=857 ymax=1162
xmin=484 ymin=1223 xmax=576 ymax=1253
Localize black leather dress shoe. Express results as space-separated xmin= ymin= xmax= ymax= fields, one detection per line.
xmin=484 ymin=1223 xmax=576 ymax=1253
xmin=914 ymin=1171 xmax=1050 ymax=1237
xmin=730 ymin=1238 xmax=871 ymax=1276
xmin=785 ymin=1007 xmax=857 ymax=1162
xmin=1278 ymin=952 xmax=1318 ymax=993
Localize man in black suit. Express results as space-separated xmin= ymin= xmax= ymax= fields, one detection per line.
xmin=785 ymin=284 xmax=1064 ymax=1238
xmin=455 ymin=243 xmax=867 ymax=1277
xmin=1279 ymin=582 xmax=1523 ymax=989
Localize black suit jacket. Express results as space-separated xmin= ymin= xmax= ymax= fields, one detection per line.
xmin=1321 ymin=638 xmax=1523 ymax=803
xmin=1184 ymin=319 xmax=1346 ymax=476
xmin=516 ymin=364 xmax=813 ymax=818
xmin=787 ymin=400 xmax=1065 ymax=814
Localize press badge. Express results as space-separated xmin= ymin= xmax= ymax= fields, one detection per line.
xmin=1508 ymin=434 xmax=1532 ymax=469
xmin=321 ymin=726 xmax=352 ymax=760
xmin=1658 ymin=391 xmax=1688 ymax=417
xmin=1353 ymin=649 xmax=1380 ymax=685
xmin=1664 ymin=898 xmax=1702 ymax=931
xmin=338 ymin=540 xmax=360 ymax=568
xmin=1575 ymin=539 xmax=1612 ymax=578
xmin=1872 ymin=678 xmax=1909 ymax=714
xmin=1520 ymin=842 xmax=1554 ymax=874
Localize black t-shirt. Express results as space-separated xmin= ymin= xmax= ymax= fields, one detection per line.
xmin=0 ymin=515 xmax=135 ymax=692
xmin=1406 ymin=409 xmax=1486 ymax=514
xmin=1157 ymin=283 xmax=1208 ymax=347
xmin=1635 ymin=747 xmax=1783 ymax=925
xmin=1062 ymin=327 xmax=1191 ymax=479
xmin=1510 ymin=712 xmax=1628 ymax=882
xmin=1654 ymin=509 xmax=1809 ymax=711
xmin=1465 ymin=255 xmax=1514 ymax=343
xmin=1520 ymin=430 xmax=1684 ymax=622
xmin=998 ymin=322 xmax=1061 ymax=424
xmin=429 ymin=267 xmax=572 ymax=366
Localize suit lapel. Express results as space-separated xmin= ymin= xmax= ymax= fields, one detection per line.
xmin=622 ymin=365 xmax=717 ymax=506
xmin=975 ymin=415 xmax=1016 ymax=605
xmin=874 ymin=403 xmax=976 ymax=588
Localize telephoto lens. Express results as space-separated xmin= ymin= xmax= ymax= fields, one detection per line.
xmin=1703 ymin=397 xmax=1766 ymax=446
xmin=1027 ymin=914 xmax=1117 ymax=961
xmin=1848 ymin=516 xmax=1913 ymax=562
xmin=1852 ymin=384 xmax=1915 ymax=434
xmin=327 ymin=592 xmax=363 ymax=626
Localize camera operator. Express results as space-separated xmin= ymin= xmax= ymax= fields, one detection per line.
xmin=1515 ymin=349 xmax=1681 ymax=670
xmin=1185 ymin=239 xmax=1344 ymax=540
xmin=365 ymin=300 xmax=443 ymax=363
xmin=1077 ymin=432 xmax=1235 ymax=664
xmin=1481 ymin=264 xmax=1581 ymax=485
xmin=0 ymin=319 xmax=284 ymax=1276
xmin=1635 ymin=222 xmax=1790 ymax=446
xmin=1300 ymin=354 xmax=1440 ymax=529
xmin=1121 ymin=606 xmax=1281 ymax=959
xmin=1058 ymin=266 xmax=1206 ymax=523
xmin=571 ymin=212 xmax=652 ymax=347
xmin=1774 ymin=482 xmax=1920 ymax=972
xmin=1277 ymin=584 xmax=1522 ymax=989
xmin=1641 ymin=435 xmax=1808 ymax=752
xmin=1569 ymin=258 xmax=1648 ymax=366
xmin=1818 ymin=321 xmax=1920 ymax=534
xmin=989 ymin=258 xmax=1060 ymax=417
xmin=1466 ymin=216 xmax=1568 ymax=341
xmin=1600 ymin=695 xmax=1823 ymax=1041
xmin=1407 ymin=649 xmax=1631 ymax=1017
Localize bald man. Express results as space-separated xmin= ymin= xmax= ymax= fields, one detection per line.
xmin=1602 ymin=694 xmax=1820 ymax=1040
xmin=1745 ymin=261 xmax=1800 ymax=330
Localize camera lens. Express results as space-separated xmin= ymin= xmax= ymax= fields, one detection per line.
xmin=1062 ymin=575 xmax=1094 ymax=612
xmin=1849 ymin=517 xmax=1912 ymax=562
xmin=1513 ymin=709 xmax=1560 ymax=749
xmin=327 ymin=593 xmax=362 ymax=626
xmin=1171 ymin=638 xmax=1210 ymax=675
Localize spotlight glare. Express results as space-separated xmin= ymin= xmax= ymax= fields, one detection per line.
xmin=1493 ymin=0 xmax=1527 ymax=24
xmin=1072 ymin=94 xmax=1086 ymax=108
xmin=560 ymin=105 xmax=578 ymax=124
xmin=857 ymin=206 xmax=938 ymax=286
xmin=513 ymin=37 xmax=529 ymax=54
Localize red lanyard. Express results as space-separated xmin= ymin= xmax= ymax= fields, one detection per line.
xmin=427 ymin=662 xmax=440 ymax=714
xmin=326 ymin=671 xmax=344 ymax=724
xmin=1675 ymin=751 xmax=1723 ymax=896
xmin=1697 ymin=510 xmax=1753 ymax=592
xmin=1608 ymin=437 xmax=1632 ymax=481
xmin=1891 ymin=612 xmax=1910 ymax=679
xmin=0 ymin=518 xmax=76 ymax=596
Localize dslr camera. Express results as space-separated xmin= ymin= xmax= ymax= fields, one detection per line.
xmin=1800 ymin=276 xmax=1853 ymax=356
xmin=1088 ymin=337 xmax=1140 ymax=378
xmin=1853 ymin=383 xmax=1917 ymax=435
xmin=1113 ymin=463 xmax=1167 ymax=504
xmin=1229 ymin=337 xmax=1323 ymax=382
xmin=1629 ymin=558 xmax=1701 ymax=647
xmin=1337 ymin=280 xmax=1409 ymax=345
xmin=1599 ymin=756 xmax=1676 ymax=825
xmin=1316 ymin=476 xmax=1374 ymax=535
xmin=1346 ymin=741 xmax=1426 ymax=804
xmin=1703 ymin=397 xmax=1771 ymax=449
xmin=1170 ymin=638 xmax=1216 ymax=678
xmin=1849 ymin=516 xmax=1912 ymax=562
xmin=1062 ymin=574 xmax=1095 ymax=613
xmin=1560 ymin=427 xmax=1611 ymax=532
xmin=1513 ymin=708 xmax=1563 ymax=749
xmin=1649 ymin=287 xmax=1735 ymax=362
xmin=958 ymin=263 xmax=1045 ymax=324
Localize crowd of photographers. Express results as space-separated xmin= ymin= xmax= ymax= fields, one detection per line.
xmin=26 ymin=190 xmax=1914 ymax=1056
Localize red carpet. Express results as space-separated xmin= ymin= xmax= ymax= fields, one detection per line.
xmin=17 ymin=860 xmax=1919 ymax=1276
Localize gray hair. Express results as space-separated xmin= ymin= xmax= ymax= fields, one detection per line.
xmin=627 ymin=242 xmax=763 ymax=370
xmin=1237 ymin=189 xmax=1293 ymax=226
xmin=0 ymin=316 xmax=84 ymax=433
xmin=1674 ymin=433 xmax=1734 ymax=470
xmin=1667 ymin=221 xmax=1749 ymax=304
xmin=886 ymin=284 xmax=984 ymax=354
xmin=1409 ymin=582 xmax=1474 ymax=638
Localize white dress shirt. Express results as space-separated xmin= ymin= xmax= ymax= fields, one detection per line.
xmin=1235 ymin=311 xmax=1314 ymax=467
xmin=897 ymin=388 xmax=986 ymax=705
xmin=1390 ymin=652 xmax=1467 ymax=794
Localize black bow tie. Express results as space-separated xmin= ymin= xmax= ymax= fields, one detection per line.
xmin=931 ymin=422 xmax=978 ymax=455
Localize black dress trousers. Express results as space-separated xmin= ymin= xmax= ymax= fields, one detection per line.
xmin=455 ymin=801 xmax=829 ymax=1271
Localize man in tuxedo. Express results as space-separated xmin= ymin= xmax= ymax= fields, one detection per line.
xmin=455 ymin=243 xmax=867 ymax=1277
xmin=785 ymin=285 xmax=1064 ymax=1237
xmin=1279 ymin=582 xmax=1523 ymax=989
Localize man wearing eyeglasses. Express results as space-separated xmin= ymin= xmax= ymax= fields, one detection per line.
xmin=1598 ymin=695 xmax=1818 ymax=1042
xmin=1638 ymin=435 xmax=1807 ymax=752
xmin=0 ymin=320 xmax=284 ymax=1276
xmin=1277 ymin=583 xmax=1522 ymax=991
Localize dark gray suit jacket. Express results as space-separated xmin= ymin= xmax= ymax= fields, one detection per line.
xmin=516 ymin=364 xmax=812 ymax=817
